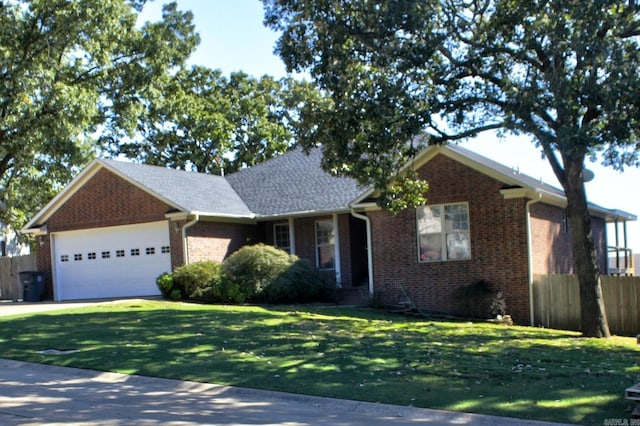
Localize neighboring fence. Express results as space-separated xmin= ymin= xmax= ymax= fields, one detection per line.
xmin=0 ymin=254 xmax=37 ymax=301
xmin=533 ymin=274 xmax=640 ymax=336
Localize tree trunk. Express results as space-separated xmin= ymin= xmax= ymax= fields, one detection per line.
xmin=563 ymin=159 xmax=611 ymax=338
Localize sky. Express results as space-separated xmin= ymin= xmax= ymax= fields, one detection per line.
xmin=140 ymin=0 xmax=640 ymax=252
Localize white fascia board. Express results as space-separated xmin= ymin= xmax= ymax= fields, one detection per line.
xmin=256 ymin=208 xmax=353 ymax=221
xmin=21 ymin=225 xmax=48 ymax=235
xmin=604 ymin=209 xmax=637 ymax=222
xmin=349 ymin=201 xmax=380 ymax=211
xmin=165 ymin=211 xmax=190 ymax=221
xmin=178 ymin=211 xmax=257 ymax=224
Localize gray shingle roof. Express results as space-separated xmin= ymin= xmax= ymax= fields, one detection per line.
xmin=23 ymin=143 xmax=635 ymax=233
xmin=100 ymin=159 xmax=253 ymax=217
xmin=226 ymin=147 xmax=367 ymax=217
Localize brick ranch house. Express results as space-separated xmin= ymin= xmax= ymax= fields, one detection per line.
xmin=23 ymin=144 xmax=635 ymax=324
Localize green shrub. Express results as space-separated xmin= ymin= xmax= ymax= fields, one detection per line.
xmin=262 ymin=258 xmax=325 ymax=303
xmin=455 ymin=279 xmax=494 ymax=318
xmin=222 ymin=244 xmax=295 ymax=301
xmin=210 ymin=274 xmax=249 ymax=304
xmin=156 ymin=272 xmax=181 ymax=301
xmin=173 ymin=261 xmax=221 ymax=302
xmin=222 ymin=244 xmax=333 ymax=304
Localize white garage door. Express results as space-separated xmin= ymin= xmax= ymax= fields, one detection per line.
xmin=52 ymin=221 xmax=171 ymax=301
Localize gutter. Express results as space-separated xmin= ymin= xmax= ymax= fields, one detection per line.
xmin=350 ymin=210 xmax=374 ymax=296
xmin=181 ymin=214 xmax=200 ymax=265
xmin=526 ymin=193 xmax=543 ymax=326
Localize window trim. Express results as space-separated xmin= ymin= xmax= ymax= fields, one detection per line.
xmin=416 ymin=202 xmax=471 ymax=263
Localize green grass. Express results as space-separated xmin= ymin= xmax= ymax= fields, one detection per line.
xmin=0 ymin=300 xmax=638 ymax=424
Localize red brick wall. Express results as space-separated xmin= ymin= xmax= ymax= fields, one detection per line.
xmin=47 ymin=169 xmax=171 ymax=232
xmin=530 ymin=203 xmax=608 ymax=274
xmin=369 ymin=154 xmax=531 ymax=324
xmin=186 ymin=221 xmax=261 ymax=263
xmin=530 ymin=203 xmax=573 ymax=274
xmin=293 ymin=217 xmax=316 ymax=265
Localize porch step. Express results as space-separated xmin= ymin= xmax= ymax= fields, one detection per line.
xmin=337 ymin=287 xmax=369 ymax=306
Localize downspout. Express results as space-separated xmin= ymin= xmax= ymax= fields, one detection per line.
xmin=181 ymin=214 xmax=199 ymax=265
xmin=351 ymin=210 xmax=374 ymax=296
xmin=332 ymin=213 xmax=342 ymax=286
xmin=288 ymin=217 xmax=296 ymax=255
xmin=526 ymin=194 xmax=542 ymax=326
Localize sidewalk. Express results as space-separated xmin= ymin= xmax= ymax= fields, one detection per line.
xmin=0 ymin=358 xmax=572 ymax=426
xmin=0 ymin=300 xmax=110 ymax=317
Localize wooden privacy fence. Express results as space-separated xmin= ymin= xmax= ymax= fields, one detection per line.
xmin=533 ymin=274 xmax=640 ymax=336
xmin=0 ymin=254 xmax=37 ymax=301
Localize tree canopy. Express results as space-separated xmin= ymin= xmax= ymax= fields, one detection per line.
xmin=0 ymin=0 xmax=198 ymax=229
xmin=112 ymin=67 xmax=323 ymax=175
xmin=262 ymin=0 xmax=640 ymax=336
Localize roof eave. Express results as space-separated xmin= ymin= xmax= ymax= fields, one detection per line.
xmin=500 ymin=188 xmax=637 ymax=222
xmin=255 ymin=207 xmax=353 ymax=220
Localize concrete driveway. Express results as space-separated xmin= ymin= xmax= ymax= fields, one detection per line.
xmin=0 ymin=301 xmax=572 ymax=425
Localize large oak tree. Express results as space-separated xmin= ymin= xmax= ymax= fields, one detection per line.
xmin=0 ymin=0 xmax=198 ymax=229
xmin=262 ymin=0 xmax=640 ymax=337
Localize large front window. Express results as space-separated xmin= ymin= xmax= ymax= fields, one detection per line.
xmin=315 ymin=220 xmax=335 ymax=269
xmin=417 ymin=203 xmax=470 ymax=262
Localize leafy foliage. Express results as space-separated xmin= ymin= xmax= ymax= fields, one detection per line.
xmin=113 ymin=69 xmax=323 ymax=175
xmin=172 ymin=261 xmax=222 ymax=302
xmin=262 ymin=0 xmax=640 ymax=336
xmin=0 ymin=0 xmax=198 ymax=230
xmin=222 ymin=243 xmax=335 ymax=303
xmin=221 ymin=243 xmax=303 ymax=301
xmin=455 ymin=279 xmax=497 ymax=319
xmin=261 ymin=258 xmax=330 ymax=303
xmin=158 ymin=245 xmax=331 ymax=304
xmin=156 ymin=273 xmax=180 ymax=301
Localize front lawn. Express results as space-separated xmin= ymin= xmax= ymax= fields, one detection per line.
xmin=0 ymin=300 xmax=638 ymax=424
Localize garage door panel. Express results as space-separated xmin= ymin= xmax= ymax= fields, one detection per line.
xmin=53 ymin=221 xmax=171 ymax=301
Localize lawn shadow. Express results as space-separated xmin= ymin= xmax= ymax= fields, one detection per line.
xmin=0 ymin=301 xmax=637 ymax=425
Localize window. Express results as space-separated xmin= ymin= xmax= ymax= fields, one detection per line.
xmin=87 ymin=252 xmax=96 ymax=260
xmin=315 ymin=220 xmax=335 ymax=269
xmin=273 ymin=223 xmax=290 ymax=253
xmin=161 ymin=246 xmax=170 ymax=254
xmin=146 ymin=247 xmax=155 ymax=255
xmin=116 ymin=250 xmax=125 ymax=258
xmin=102 ymin=251 xmax=111 ymax=259
xmin=74 ymin=253 xmax=83 ymax=261
xmin=131 ymin=248 xmax=140 ymax=256
xmin=417 ymin=203 xmax=471 ymax=262
xmin=60 ymin=255 xmax=69 ymax=262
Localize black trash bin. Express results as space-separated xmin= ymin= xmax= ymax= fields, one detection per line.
xmin=20 ymin=271 xmax=45 ymax=302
